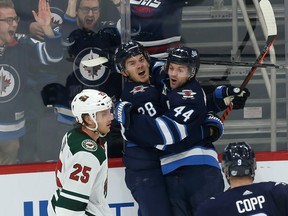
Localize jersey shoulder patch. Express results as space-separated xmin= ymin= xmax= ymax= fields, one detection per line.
xmin=81 ymin=139 xmax=98 ymax=152
xmin=67 ymin=128 xmax=106 ymax=164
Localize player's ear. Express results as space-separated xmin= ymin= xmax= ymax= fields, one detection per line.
xmin=82 ymin=114 xmax=92 ymax=125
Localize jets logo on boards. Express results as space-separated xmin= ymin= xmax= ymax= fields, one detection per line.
xmin=73 ymin=48 xmax=110 ymax=87
xmin=82 ymin=139 xmax=98 ymax=152
xmin=0 ymin=64 xmax=20 ymax=103
xmin=130 ymin=85 xmax=149 ymax=94
xmin=178 ymin=90 xmax=196 ymax=99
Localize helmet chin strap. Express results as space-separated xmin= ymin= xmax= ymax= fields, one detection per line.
xmin=84 ymin=117 xmax=107 ymax=137
xmin=83 ymin=125 xmax=107 ymax=137
xmin=97 ymin=131 xmax=107 ymax=137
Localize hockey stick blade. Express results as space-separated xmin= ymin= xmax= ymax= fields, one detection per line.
xmin=221 ymin=0 xmax=277 ymax=123
xmin=81 ymin=57 xmax=108 ymax=67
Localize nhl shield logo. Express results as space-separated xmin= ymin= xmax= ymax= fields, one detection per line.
xmin=0 ymin=64 xmax=20 ymax=103
xmin=73 ymin=47 xmax=110 ymax=87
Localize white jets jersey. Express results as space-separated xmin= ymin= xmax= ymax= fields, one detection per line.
xmin=48 ymin=127 xmax=112 ymax=216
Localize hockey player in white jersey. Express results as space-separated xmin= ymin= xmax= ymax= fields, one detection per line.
xmin=195 ymin=141 xmax=288 ymax=216
xmin=47 ymin=89 xmax=114 ymax=216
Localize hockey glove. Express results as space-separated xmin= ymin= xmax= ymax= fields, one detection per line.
xmin=115 ymin=101 xmax=133 ymax=129
xmin=214 ymin=85 xmax=250 ymax=109
xmin=232 ymin=88 xmax=250 ymax=109
xmin=203 ymin=112 xmax=224 ymax=142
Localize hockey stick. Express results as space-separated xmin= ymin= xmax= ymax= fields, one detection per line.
xmin=221 ymin=0 xmax=277 ymax=123
xmin=200 ymin=60 xmax=287 ymax=69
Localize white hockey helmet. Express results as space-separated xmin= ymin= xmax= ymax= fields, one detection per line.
xmin=71 ymin=89 xmax=112 ymax=131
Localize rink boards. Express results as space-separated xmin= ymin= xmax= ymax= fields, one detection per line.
xmin=0 ymin=152 xmax=288 ymax=216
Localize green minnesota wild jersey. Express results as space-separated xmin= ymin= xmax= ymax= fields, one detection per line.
xmin=48 ymin=127 xmax=112 ymax=216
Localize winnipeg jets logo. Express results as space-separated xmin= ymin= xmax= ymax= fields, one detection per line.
xmin=73 ymin=48 xmax=110 ymax=87
xmin=0 ymin=65 xmax=20 ymax=103
xmin=81 ymin=52 xmax=102 ymax=79
xmin=130 ymin=85 xmax=148 ymax=94
xmin=178 ymin=90 xmax=196 ymax=99
xmin=50 ymin=7 xmax=64 ymax=32
xmin=130 ymin=0 xmax=161 ymax=8
xmin=131 ymin=0 xmax=162 ymax=18
xmin=0 ymin=67 xmax=11 ymax=95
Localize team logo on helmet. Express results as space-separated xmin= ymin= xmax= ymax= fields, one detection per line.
xmin=130 ymin=85 xmax=149 ymax=94
xmin=177 ymin=90 xmax=197 ymax=99
xmin=79 ymin=95 xmax=89 ymax=102
xmin=73 ymin=48 xmax=110 ymax=87
xmin=190 ymin=49 xmax=198 ymax=58
xmin=81 ymin=139 xmax=98 ymax=152
xmin=0 ymin=65 xmax=20 ymax=103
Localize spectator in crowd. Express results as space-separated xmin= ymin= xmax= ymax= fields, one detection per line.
xmin=40 ymin=0 xmax=123 ymax=159
xmin=0 ymin=0 xmax=62 ymax=164
xmin=130 ymin=0 xmax=204 ymax=58
xmin=14 ymin=0 xmax=119 ymax=39
xmin=13 ymin=0 xmax=70 ymax=163
xmin=62 ymin=0 xmax=120 ymax=59
xmin=14 ymin=0 xmax=67 ymax=40
xmin=63 ymin=0 xmax=122 ymax=155
xmin=195 ymin=141 xmax=288 ymax=216
xmin=47 ymin=89 xmax=114 ymax=216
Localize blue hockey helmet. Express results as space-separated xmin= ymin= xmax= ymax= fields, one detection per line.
xmin=166 ymin=47 xmax=200 ymax=78
xmin=114 ymin=40 xmax=150 ymax=73
xmin=222 ymin=142 xmax=256 ymax=179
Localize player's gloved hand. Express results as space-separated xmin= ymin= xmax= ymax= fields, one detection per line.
xmin=231 ymin=88 xmax=250 ymax=109
xmin=202 ymin=112 xmax=224 ymax=142
xmin=115 ymin=101 xmax=133 ymax=129
xmin=214 ymin=85 xmax=250 ymax=109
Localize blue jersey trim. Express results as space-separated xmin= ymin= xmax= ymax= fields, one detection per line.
xmin=161 ymin=154 xmax=221 ymax=175
xmin=0 ymin=127 xmax=25 ymax=140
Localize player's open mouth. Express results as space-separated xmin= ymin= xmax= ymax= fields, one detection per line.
xmin=138 ymin=71 xmax=145 ymax=76
xmin=170 ymin=78 xmax=177 ymax=83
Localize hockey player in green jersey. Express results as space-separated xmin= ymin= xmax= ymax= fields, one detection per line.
xmin=47 ymin=89 xmax=114 ymax=216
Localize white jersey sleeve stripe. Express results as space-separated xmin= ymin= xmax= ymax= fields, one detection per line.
xmin=155 ymin=117 xmax=174 ymax=145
